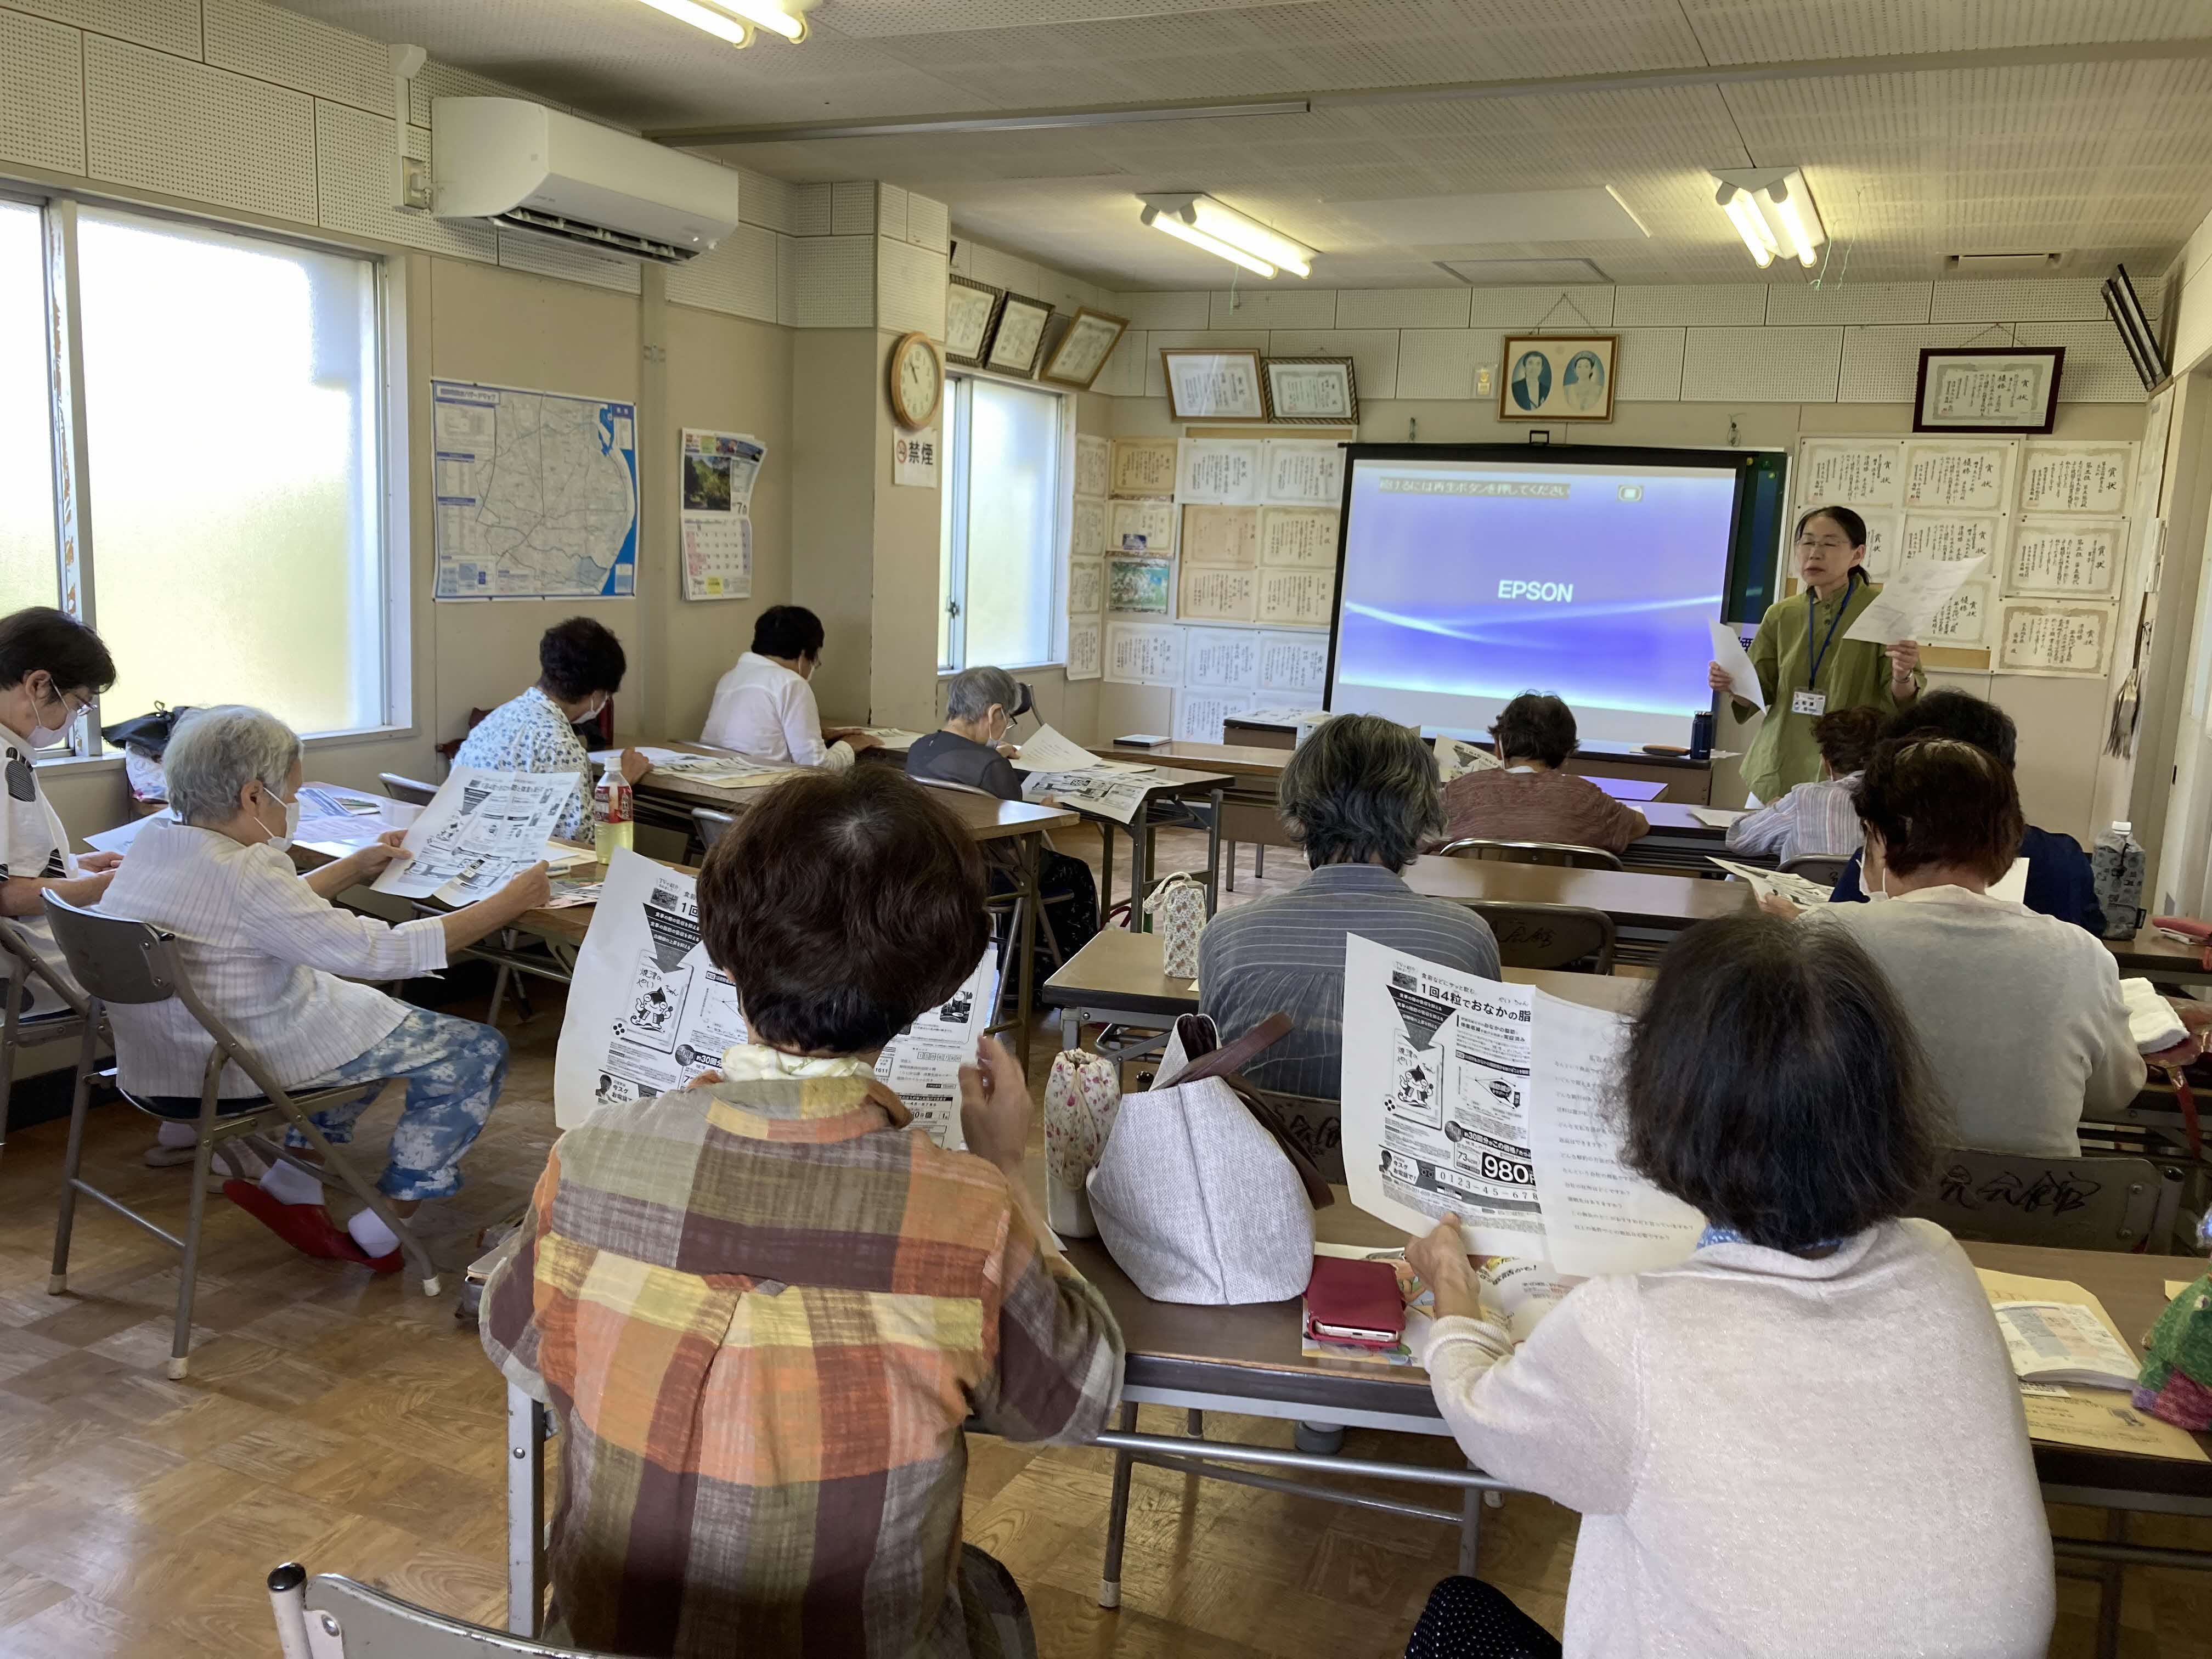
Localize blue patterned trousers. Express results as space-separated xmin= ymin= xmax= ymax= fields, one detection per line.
xmin=282 ymin=1007 xmax=509 ymax=1201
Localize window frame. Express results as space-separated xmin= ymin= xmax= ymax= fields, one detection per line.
xmin=936 ymin=365 xmax=1073 ymax=678
xmin=3 ymin=184 xmax=411 ymax=763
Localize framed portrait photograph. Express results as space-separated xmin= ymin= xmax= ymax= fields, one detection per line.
xmin=985 ymin=293 xmax=1055 ymax=377
xmin=1498 ymin=334 xmax=1617 ymax=422
xmin=1262 ymin=357 xmax=1358 ymax=425
xmin=1913 ymin=347 xmax=2066 ymax=435
xmin=1161 ymin=346 xmax=1269 ymax=421
xmin=943 ymin=276 xmax=1004 ymax=369
xmin=1040 ymin=307 xmax=1130 ymax=390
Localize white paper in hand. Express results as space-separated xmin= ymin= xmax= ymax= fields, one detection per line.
xmin=1013 ymin=724 xmax=1114 ymax=774
xmin=1843 ymin=555 xmax=1987 ymax=645
xmin=1708 ymin=622 xmax=1763 ymax=709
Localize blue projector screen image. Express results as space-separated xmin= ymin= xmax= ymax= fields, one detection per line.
xmin=1329 ymin=455 xmax=1743 ymax=746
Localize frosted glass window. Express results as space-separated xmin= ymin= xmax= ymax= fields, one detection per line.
xmin=75 ymin=210 xmax=383 ymax=735
xmin=0 ymin=204 xmax=59 ymax=619
xmin=939 ymin=375 xmax=1060 ymax=672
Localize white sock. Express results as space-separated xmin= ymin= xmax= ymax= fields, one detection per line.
xmin=259 ymin=1160 xmax=324 ymax=1207
xmin=155 ymin=1121 xmax=197 ymax=1149
xmin=347 ymin=1207 xmax=400 ymax=1258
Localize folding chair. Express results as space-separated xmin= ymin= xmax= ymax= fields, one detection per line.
xmin=1908 ymin=1147 xmax=2185 ymax=1252
xmin=377 ymin=772 xmax=439 ymax=808
xmin=1780 ymin=853 xmax=1851 ymax=888
xmin=41 ymin=894 xmax=443 ymax=1379
xmin=1466 ymin=900 xmax=1616 ymax=974
xmin=379 ymin=775 xmax=570 ymax=1026
xmin=0 ymin=915 xmax=98 ymax=1160
xmin=268 ymin=1561 xmax=614 ymax=1657
xmin=913 ymin=776 xmax=1070 ymax=969
xmin=692 ymin=806 xmax=735 ymax=854
xmin=1437 ymin=837 xmax=1624 ymax=871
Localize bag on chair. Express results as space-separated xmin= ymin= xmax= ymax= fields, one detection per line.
xmin=1042 ymin=1047 xmax=1121 ymax=1238
xmin=1087 ymin=1013 xmax=1332 ymax=1305
xmin=1142 ymin=872 xmax=1207 ymax=978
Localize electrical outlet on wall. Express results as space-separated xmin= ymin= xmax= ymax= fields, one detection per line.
xmin=402 ymin=157 xmax=433 ymax=210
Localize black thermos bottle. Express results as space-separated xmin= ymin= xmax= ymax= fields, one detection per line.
xmin=1689 ymin=710 xmax=1714 ymax=760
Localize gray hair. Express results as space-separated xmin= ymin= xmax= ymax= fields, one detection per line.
xmin=1278 ymin=713 xmax=1442 ymax=872
xmin=163 ymin=705 xmax=303 ymax=826
xmin=946 ymin=665 xmax=1019 ymax=724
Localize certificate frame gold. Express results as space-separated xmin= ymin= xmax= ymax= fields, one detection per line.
xmin=1039 ymin=307 xmax=1130 ymax=390
xmin=1160 ymin=346 xmax=1269 ymax=421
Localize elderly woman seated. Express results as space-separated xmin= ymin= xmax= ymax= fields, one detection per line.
xmin=1803 ymin=735 xmax=2142 ymax=1157
xmin=908 ymin=664 xmax=1098 ymax=964
xmin=1201 ymin=712 xmax=1500 ymax=1101
xmin=1437 ymin=692 xmax=1647 ymax=857
xmin=97 ymin=707 xmax=550 ymax=1267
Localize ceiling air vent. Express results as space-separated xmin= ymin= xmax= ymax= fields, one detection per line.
xmin=1943 ymin=253 xmax=2063 ymax=276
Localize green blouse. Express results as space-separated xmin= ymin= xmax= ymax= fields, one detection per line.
xmin=1737 ymin=575 xmax=1923 ymax=804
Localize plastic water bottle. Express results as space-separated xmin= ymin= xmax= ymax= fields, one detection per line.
xmin=593 ymin=765 xmax=634 ymax=863
xmin=2092 ymin=820 xmax=2145 ymax=940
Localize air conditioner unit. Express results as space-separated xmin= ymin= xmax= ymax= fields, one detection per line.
xmin=432 ymin=98 xmax=742 ymax=264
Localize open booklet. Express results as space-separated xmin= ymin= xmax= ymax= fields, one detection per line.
xmin=1975 ymin=1267 xmax=2207 ymax=1462
xmin=1340 ymin=935 xmax=1706 ymax=1276
xmin=552 ymin=848 xmax=997 ymax=1143
xmin=1014 ymin=723 xmax=1149 ymax=774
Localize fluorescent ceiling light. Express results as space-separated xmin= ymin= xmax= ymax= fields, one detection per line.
xmin=1710 ymin=168 xmax=1825 ymax=269
xmin=637 ymin=0 xmax=752 ymax=46
xmin=1138 ymin=195 xmax=1314 ymax=280
xmin=706 ymin=0 xmax=809 ymax=42
xmin=1143 ymin=206 xmax=1275 ymax=277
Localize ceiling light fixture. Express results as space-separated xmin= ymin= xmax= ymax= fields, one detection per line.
xmin=1709 ymin=168 xmax=1825 ymax=269
xmin=636 ymin=0 xmax=815 ymax=47
xmin=1138 ymin=195 xmax=1314 ymax=280
xmin=707 ymin=0 xmax=809 ymax=42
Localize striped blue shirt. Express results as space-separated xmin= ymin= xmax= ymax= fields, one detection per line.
xmin=1197 ymin=863 xmax=1500 ymax=1101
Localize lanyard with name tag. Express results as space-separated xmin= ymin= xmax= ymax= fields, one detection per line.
xmin=1798 ymin=572 xmax=1859 ymax=718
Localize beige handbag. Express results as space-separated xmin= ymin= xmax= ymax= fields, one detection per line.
xmin=1142 ymin=872 xmax=1207 ymax=978
xmin=1088 ymin=1014 xmax=1333 ymax=1305
xmin=1041 ymin=1048 xmax=1120 ymax=1238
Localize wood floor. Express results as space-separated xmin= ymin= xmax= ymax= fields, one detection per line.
xmin=0 ymin=829 xmax=2204 ymax=1657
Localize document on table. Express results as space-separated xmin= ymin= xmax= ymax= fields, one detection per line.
xmin=1843 ymin=554 xmax=1988 ymax=644
xmin=1340 ymin=936 xmax=1705 ymax=1273
xmin=1687 ymin=806 xmax=1744 ymax=829
xmin=84 ymin=811 xmax=173 ymax=856
xmin=590 ymin=746 xmax=688 ymax=768
xmin=1708 ymin=621 xmax=1763 ymax=709
xmin=371 ymin=765 xmax=575 ymax=905
xmin=1022 ymin=769 xmax=1151 ymax=824
xmin=554 ymin=849 xmax=749 ymax=1128
xmin=1708 ymin=856 xmax=1834 ymax=906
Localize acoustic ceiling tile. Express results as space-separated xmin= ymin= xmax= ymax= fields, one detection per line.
xmin=1763 ymin=281 xmax=1934 ymax=326
xmin=1466 ymin=285 xmax=1617 ymax=329
xmin=0 ymin=9 xmax=86 ymax=178
xmin=1615 ymin=283 xmax=1771 ymax=327
xmin=1834 ymin=323 xmax=1989 ymax=402
xmin=665 ymin=220 xmax=780 ymax=324
xmin=316 ymin=100 xmax=498 ymax=263
xmin=1210 ymin=287 xmax=1340 ymax=330
xmin=10 ymin=0 xmax=199 ymax=58
xmin=84 ymin=33 xmax=317 ymax=225
xmin=1393 ymin=328 xmax=1482 ymax=400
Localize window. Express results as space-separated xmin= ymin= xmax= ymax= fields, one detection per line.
xmin=2 ymin=196 xmax=391 ymax=748
xmin=939 ymin=374 xmax=1063 ymax=672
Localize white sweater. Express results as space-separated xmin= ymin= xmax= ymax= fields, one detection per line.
xmin=1814 ymin=887 xmax=2144 ymax=1157
xmin=1423 ymin=1221 xmax=2053 ymax=1659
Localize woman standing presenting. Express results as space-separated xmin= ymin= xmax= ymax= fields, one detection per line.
xmin=1709 ymin=506 xmax=1922 ymax=805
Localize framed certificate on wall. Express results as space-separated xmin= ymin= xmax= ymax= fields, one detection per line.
xmin=1161 ymin=347 xmax=1268 ymax=421
xmin=1913 ymin=347 xmax=2065 ymax=434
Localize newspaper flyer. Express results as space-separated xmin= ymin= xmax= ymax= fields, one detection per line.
xmin=1435 ymin=734 xmax=1501 ymax=782
xmin=680 ymin=428 xmax=762 ymax=600
xmin=554 ymin=850 xmax=748 ymax=1128
xmin=873 ymin=949 xmax=1000 ymax=1148
xmin=371 ymin=765 xmax=575 ymax=905
xmin=1342 ymin=935 xmax=1547 ymax=1254
xmin=1342 ymin=936 xmax=1705 ymax=1273
xmin=1022 ymin=769 xmax=1152 ymax=824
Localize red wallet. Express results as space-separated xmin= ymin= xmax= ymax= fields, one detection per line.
xmin=1304 ymin=1256 xmax=1406 ymax=1348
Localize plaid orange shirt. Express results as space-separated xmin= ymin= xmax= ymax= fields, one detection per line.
xmin=481 ymin=1073 xmax=1124 ymax=1658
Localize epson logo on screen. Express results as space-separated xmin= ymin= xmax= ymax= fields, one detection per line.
xmin=1497 ymin=580 xmax=1574 ymax=602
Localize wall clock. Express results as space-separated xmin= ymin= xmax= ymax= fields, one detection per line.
xmin=890 ymin=331 xmax=943 ymax=430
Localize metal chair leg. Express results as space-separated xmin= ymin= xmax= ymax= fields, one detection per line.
xmin=0 ymin=972 xmax=20 ymax=1164
xmin=1254 ymin=843 xmax=1266 ymax=879
xmin=487 ymin=961 xmax=512 ymax=1028
xmin=47 ymin=1017 xmax=102 ymax=1294
xmin=1458 ymin=1462 xmax=1483 ymax=1576
xmin=1099 ymin=1400 xmax=1139 ymax=1609
xmin=1224 ymin=838 xmax=1237 ymax=893
xmin=276 ymin=1105 xmax=442 ymax=1297
xmin=167 ymin=1117 xmax=221 ymax=1379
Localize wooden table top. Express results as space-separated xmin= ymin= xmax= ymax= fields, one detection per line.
xmin=632 ymin=746 xmax=1076 ymax=844
xmin=1402 ymin=855 xmax=1751 ymax=930
xmin=1040 ymin=926 xmax=1647 ymax=1018
xmin=1057 ymin=1200 xmax=2210 ymax=1498
xmin=1093 ymin=739 xmax=1294 ymax=780
xmin=2109 ymin=924 xmax=2212 ymax=978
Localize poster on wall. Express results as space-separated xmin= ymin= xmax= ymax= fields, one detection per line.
xmin=1066 ymin=618 xmax=1102 ymax=681
xmin=679 ymin=428 xmax=763 ymax=601
xmin=1105 ymin=622 xmax=1184 ymax=686
xmin=1996 ymin=602 xmax=2118 ymax=678
xmin=435 ymin=379 xmax=638 ymax=600
xmin=1075 ymin=434 xmax=1111 ymax=499
xmin=1107 ymin=557 xmax=1171 ymax=615
xmin=892 ymin=428 xmax=939 ymax=489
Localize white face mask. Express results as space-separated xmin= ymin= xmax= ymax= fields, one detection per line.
xmin=253 ymin=792 xmax=302 ymax=853
xmin=25 ymin=676 xmax=73 ymax=749
xmin=1867 ymin=846 xmax=1889 ymax=901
